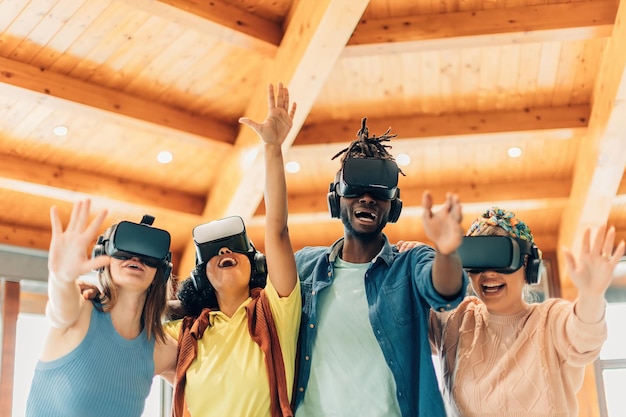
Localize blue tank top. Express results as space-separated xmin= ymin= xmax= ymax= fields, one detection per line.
xmin=25 ymin=304 xmax=155 ymax=417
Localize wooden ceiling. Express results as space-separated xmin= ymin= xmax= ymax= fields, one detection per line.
xmin=1 ymin=0 xmax=625 ymax=295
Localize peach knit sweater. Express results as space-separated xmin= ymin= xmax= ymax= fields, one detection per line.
xmin=430 ymin=297 xmax=607 ymax=417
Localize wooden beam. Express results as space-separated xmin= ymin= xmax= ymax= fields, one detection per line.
xmin=0 ymin=280 xmax=19 ymax=417
xmin=0 ymin=224 xmax=51 ymax=252
xmin=282 ymin=179 xmax=573 ymax=214
xmin=0 ymin=56 xmax=237 ymax=145
xmin=0 ymin=154 xmax=205 ymax=215
xmin=295 ymin=105 xmax=590 ymax=145
xmin=555 ymin=2 xmax=626 ymax=416
xmin=0 ymin=194 xmax=201 ymax=254
xmin=558 ymin=0 xmax=626 ymax=298
xmin=126 ymin=0 xmax=282 ymax=57
xmin=344 ymin=1 xmax=617 ymax=56
xmin=176 ymin=0 xmax=373 ymax=276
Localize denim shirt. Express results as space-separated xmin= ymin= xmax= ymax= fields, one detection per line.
xmin=294 ymin=235 xmax=467 ymax=417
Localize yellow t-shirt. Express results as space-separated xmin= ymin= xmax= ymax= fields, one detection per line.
xmin=165 ymin=279 xmax=301 ymax=417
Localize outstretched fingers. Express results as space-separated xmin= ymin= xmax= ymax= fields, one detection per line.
xmin=85 ymin=207 xmax=108 ymax=241
xmin=267 ymin=83 xmax=276 ymax=110
xmin=422 ymin=190 xmax=433 ymax=219
xmin=599 ymin=225 xmax=625 ymax=264
xmin=50 ymin=205 xmax=62 ymax=237
xmin=289 ymin=101 xmax=297 ymax=119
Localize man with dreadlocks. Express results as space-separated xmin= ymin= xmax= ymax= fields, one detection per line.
xmin=293 ymin=118 xmax=468 ymax=417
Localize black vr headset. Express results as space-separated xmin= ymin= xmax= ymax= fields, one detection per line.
xmin=457 ymin=235 xmax=543 ymax=284
xmin=328 ymin=157 xmax=403 ymax=222
xmin=191 ymin=216 xmax=267 ymax=292
xmin=92 ymin=215 xmax=172 ymax=280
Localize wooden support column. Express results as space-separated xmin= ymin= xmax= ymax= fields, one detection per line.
xmin=0 ymin=280 xmax=20 ymax=417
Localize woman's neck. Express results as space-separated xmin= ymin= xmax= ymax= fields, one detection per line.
xmin=216 ymin=292 xmax=250 ymax=317
xmin=110 ymin=291 xmax=146 ymax=339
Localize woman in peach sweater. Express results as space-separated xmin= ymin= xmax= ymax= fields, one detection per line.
xmin=428 ymin=207 xmax=624 ymax=417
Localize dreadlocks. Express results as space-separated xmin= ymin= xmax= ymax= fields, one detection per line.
xmin=332 ymin=117 xmax=405 ymax=176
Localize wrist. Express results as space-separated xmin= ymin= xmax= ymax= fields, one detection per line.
xmin=50 ymin=271 xmax=76 ymax=284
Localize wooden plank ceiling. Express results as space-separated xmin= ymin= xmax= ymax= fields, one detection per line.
xmin=0 ymin=0 xmax=625 ymax=291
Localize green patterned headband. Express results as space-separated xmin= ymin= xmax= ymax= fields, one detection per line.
xmin=466 ymin=207 xmax=534 ymax=243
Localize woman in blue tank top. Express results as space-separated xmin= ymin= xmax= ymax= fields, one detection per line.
xmin=25 ymin=200 xmax=178 ymax=417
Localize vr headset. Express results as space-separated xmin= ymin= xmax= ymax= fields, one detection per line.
xmin=328 ymin=158 xmax=403 ymax=222
xmin=335 ymin=158 xmax=399 ymax=200
xmin=457 ymin=235 xmax=543 ymax=284
xmin=193 ymin=216 xmax=259 ymax=263
xmin=93 ymin=215 xmax=171 ymax=270
xmin=191 ymin=215 xmax=267 ymax=290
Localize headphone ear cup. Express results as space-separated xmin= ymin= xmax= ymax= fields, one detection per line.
xmin=250 ymin=252 xmax=267 ymax=289
xmin=525 ymin=245 xmax=543 ymax=285
xmin=191 ymin=264 xmax=207 ymax=293
xmin=327 ymin=182 xmax=341 ymax=219
xmin=388 ymin=198 xmax=402 ymax=223
xmin=92 ymin=236 xmax=106 ymax=273
xmin=162 ymin=262 xmax=173 ymax=284
xmin=526 ymin=259 xmax=542 ymax=285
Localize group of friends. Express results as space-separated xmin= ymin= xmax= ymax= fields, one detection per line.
xmin=24 ymin=83 xmax=625 ymax=417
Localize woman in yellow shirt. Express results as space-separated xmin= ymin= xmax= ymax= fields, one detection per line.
xmin=166 ymin=83 xmax=300 ymax=417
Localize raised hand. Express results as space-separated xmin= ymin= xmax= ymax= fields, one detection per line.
xmin=48 ymin=199 xmax=110 ymax=284
xmin=239 ymin=83 xmax=297 ymax=146
xmin=421 ymin=191 xmax=464 ymax=255
xmin=563 ymin=224 xmax=625 ymax=297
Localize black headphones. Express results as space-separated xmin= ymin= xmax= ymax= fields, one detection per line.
xmin=190 ymin=250 xmax=267 ymax=294
xmin=91 ymin=234 xmax=108 ymax=274
xmin=327 ymin=182 xmax=403 ymax=223
xmin=525 ymin=244 xmax=543 ymax=285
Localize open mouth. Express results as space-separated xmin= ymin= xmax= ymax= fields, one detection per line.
xmin=218 ymin=257 xmax=238 ymax=268
xmin=481 ymin=282 xmax=505 ymax=294
xmin=124 ymin=261 xmax=145 ymax=271
xmin=355 ymin=210 xmax=377 ymax=223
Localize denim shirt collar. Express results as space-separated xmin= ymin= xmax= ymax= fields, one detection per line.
xmin=326 ymin=234 xmax=395 ymax=267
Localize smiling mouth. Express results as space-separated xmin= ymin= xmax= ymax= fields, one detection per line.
xmin=355 ymin=210 xmax=377 ymax=222
xmin=218 ymin=257 xmax=238 ymax=268
xmin=481 ymin=282 xmax=505 ymax=294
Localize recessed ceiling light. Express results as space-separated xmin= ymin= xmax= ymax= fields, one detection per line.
xmin=507 ymin=147 xmax=522 ymax=158
xmin=285 ymin=161 xmax=300 ymax=173
xmin=396 ymin=153 xmax=411 ymax=166
xmin=157 ymin=151 xmax=173 ymax=164
xmin=52 ymin=125 xmax=68 ymax=136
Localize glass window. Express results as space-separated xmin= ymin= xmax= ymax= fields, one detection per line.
xmin=600 ymin=303 xmax=626 ymax=360
xmin=596 ymin=301 xmax=626 ymax=417
xmin=602 ymin=368 xmax=626 ymax=417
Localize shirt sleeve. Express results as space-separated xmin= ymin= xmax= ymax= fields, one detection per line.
xmin=163 ymin=319 xmax=183 ymax=340
xmin=549 ymin=299 xmax=607 ymax=366
xmin=264 ymin=277 xmax=302 ymax=338
xmin=409 ymin=245 xmax=468 ymax=311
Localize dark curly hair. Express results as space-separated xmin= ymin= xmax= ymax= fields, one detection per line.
xmin=332 ymin=117 xmax=405 ymax=177
xmin=176 ymin=264 xmax=218 ymax=317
